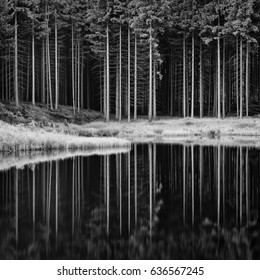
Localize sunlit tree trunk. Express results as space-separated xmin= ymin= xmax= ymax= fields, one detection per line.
xmin=183 ymin=34 xmax=186 ymax=117
xmin=72 ymin=21 xmax=75 ymax=115
xmin=32 ymin=21 xmax=35 ymax=105
xmin=191 ymin=32 xmax=195 ymax=118
xmin=236 ymin=36 xmax=239 ymax=117
xmin=134 ymin=33 xmax=137 ymax=121
xmin=217 ymin=36 xmax=221 ymax=118
xmin=153 ymin=61 xmax=156 ymax=119
xmin=119 ymin=23 xmax=122 ymax=122
xmin=42 ymin=39 xmax=45 ymax=103
xmin=106 ymin=22 xmax=110 ymax=122
xmin=77 ymin=39 xmax=80 ymax=112
xmin=14 ymin=6 xmax=19 ymax=107
xmin=222 ymin=38 xmax=225 ymax=118
xmin=128 ymin=26 xmax=131 ymax=122
xmin=240 ymin=37 xmax=243 ymax=119
xmin=148 ymin=22 xmax=153 ymax=122
xmin=200 ymin=40 xmax=203 ymax=118
xmin=55 ymin=10 xmax=58 ymax=110
xmin=246 ymin=42 xmax=249 ymax=117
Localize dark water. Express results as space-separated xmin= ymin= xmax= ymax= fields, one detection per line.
xmin=0 ymin=144 xmax=260 ymax=260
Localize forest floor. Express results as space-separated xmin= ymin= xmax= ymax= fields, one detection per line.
xmin=1 ymin=102 xmax=260 ymax=151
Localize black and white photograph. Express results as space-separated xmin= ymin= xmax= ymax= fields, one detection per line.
xmin=0 ymin=0 xmax=260 ymax=271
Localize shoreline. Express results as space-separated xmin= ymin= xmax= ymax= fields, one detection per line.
xmin=2 ymin=117 xmax=260 ymax=154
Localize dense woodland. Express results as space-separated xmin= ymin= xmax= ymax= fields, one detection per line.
xmin=1 ymin=0 xmax=260 ymax=121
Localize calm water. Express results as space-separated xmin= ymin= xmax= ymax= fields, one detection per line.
xmin=0 ymin=144 xmax=260 ymax=260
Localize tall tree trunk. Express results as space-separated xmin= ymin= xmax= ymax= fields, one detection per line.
xmin=183 ymin=34 xmax=186 ymax=117
xmin=55 ymin=10 xmax=58 ymax=109
xmin=236 ymin=36 xmax=239 ymax=117
xmin=119 ymin=23 xmax=122 ymax=121
xmin=128 ymin=26 xmax=131 ymax=122
xmin=32 ymin=22 xmax=35 ymax=105
xmin=77 ymin=39 xmax=80 ymax=112
xmin=134 ymin=33 xmax=137 ymax=121
xmin=200 ymin=40 xmax=203 ymax=118
xmin=217 ymin=36 xmax=221 ymax=118
xmin=72 ymin=21 xmax=75 ymax=115
xmin=246 ymin=42 xmax=249 ymax=117
xmin=148 ymin=22 xmax=153 ymax=122
xmin=42 ymin=39 xmax=45 ymax=103
xmin=240 ymin=37 xmax=243 ymax=119
xmin=222 ymin=38 xmax=225 ymax=118
xmin=106 ymin=22 xmax=110 ymax=122
xmin=153 ymin=61 xmax=156 ymax=119
xmin=14 ymin=7 xmax=19 ymax=107
xmin=191 ymin=32 xmax=195 ymax=118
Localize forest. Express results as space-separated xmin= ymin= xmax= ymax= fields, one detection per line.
xmin=0 ymin=0 xmax=260 ymax=122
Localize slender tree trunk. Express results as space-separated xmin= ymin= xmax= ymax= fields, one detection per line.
xmin=222 ymin=38 xmax=225 ymax=118
xmin=191 ymin=32 xmax=195 ymax=118
xmin=14 ymin=8 xmax=19 ymax=107
xmin=134 ymin=33 xmax=137 ymax=121
xmin=148 ymin=22 xmax=153 ymax=122
xmin=153 ymin=61 xmax=156 ymax=119
xmin=77 ymin=39 xmax=81 ymax=112
xmin=106 ymin=23 xmax=110 ymax=121
xmin=236 ymin=36 xmax=239 ymax=117
xmin=240 ymin=37 xmax=243 ymax=119
xmin=72 ymin=21 xmax=75 ymax=114
xmin=200 ymin=40 xmax=203 ymax=118
xmin=42 ymin=39 xmax=45 ymax=103
xmin=32 ymin=22 xmax=35 ymax=105
xmin=183 ymin=34 xmax=186 ymax=117
xmin=55 ymin=10 xmax=58 ymax=109
xmin=119 ymin=23 xmax=122 ymax=121
xmin=128 ymin=26 xmax=131 ymax=122
xmin=217 ymin=36 xmax=221 ymax=118
xmin=246 ymin=42 xmax=249 ymax=117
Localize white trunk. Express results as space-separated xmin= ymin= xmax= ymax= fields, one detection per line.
xmin=106 ymin=23 xmax=110 ymax=122
xmin=128 ymin=26 xmax=131 ymax=122
xmin=134 ymin=33 xmax=137 ymax=120
xmin=148 ymin=23 xmax=152 ymax=122
xmin=55 ymin=10 xmax=58 ymax=109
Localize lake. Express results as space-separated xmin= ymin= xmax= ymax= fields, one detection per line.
xmin=0 ymin=143 xmax=260 ymax=259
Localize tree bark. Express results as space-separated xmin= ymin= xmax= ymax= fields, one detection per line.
xmin=191 ymin=32 xmax=195 ymax=118
xmin=134 ymin=33 xmax=137 ymax=121
xmin=217 ymin=36 xmax=221 ymax=118
xmin=72 ymin=20 xmax=75 ymax=114
xmin=14 ymin=7 xmax=19 ymax=107
xmin=55 ymin=10 xmax=58 ymax=109
xmin=246 ymin=42 xmax=249 ymax=117
xmin=32 ymin=21 xmax=35 ymax=105
xmin=106 ymin=22 xmax=110 ymax=122
xmin=183 ymin=34 xmax=186 ymax=117
xmin=148 ymin=22 xmax=153 ymax=122
xmin=128 ymin=26 xmax=131 ymax=122
xmin=240 ymin=37 xmax=243 ymax=119
xmin=200 ymin=40 xmax=203 ymax=118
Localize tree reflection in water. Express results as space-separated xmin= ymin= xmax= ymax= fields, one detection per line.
xmin=0 ymin=144 xmax=260 ymax=259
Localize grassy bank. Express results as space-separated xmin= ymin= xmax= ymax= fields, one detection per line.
xmin=2 ymin=102 xmax=260 ymax=152
xmin=0 ymin=120 xmax=130 ymax=152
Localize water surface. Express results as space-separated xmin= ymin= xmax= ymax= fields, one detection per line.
xmin=0 ymin=144 xmax=260 ymax=259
